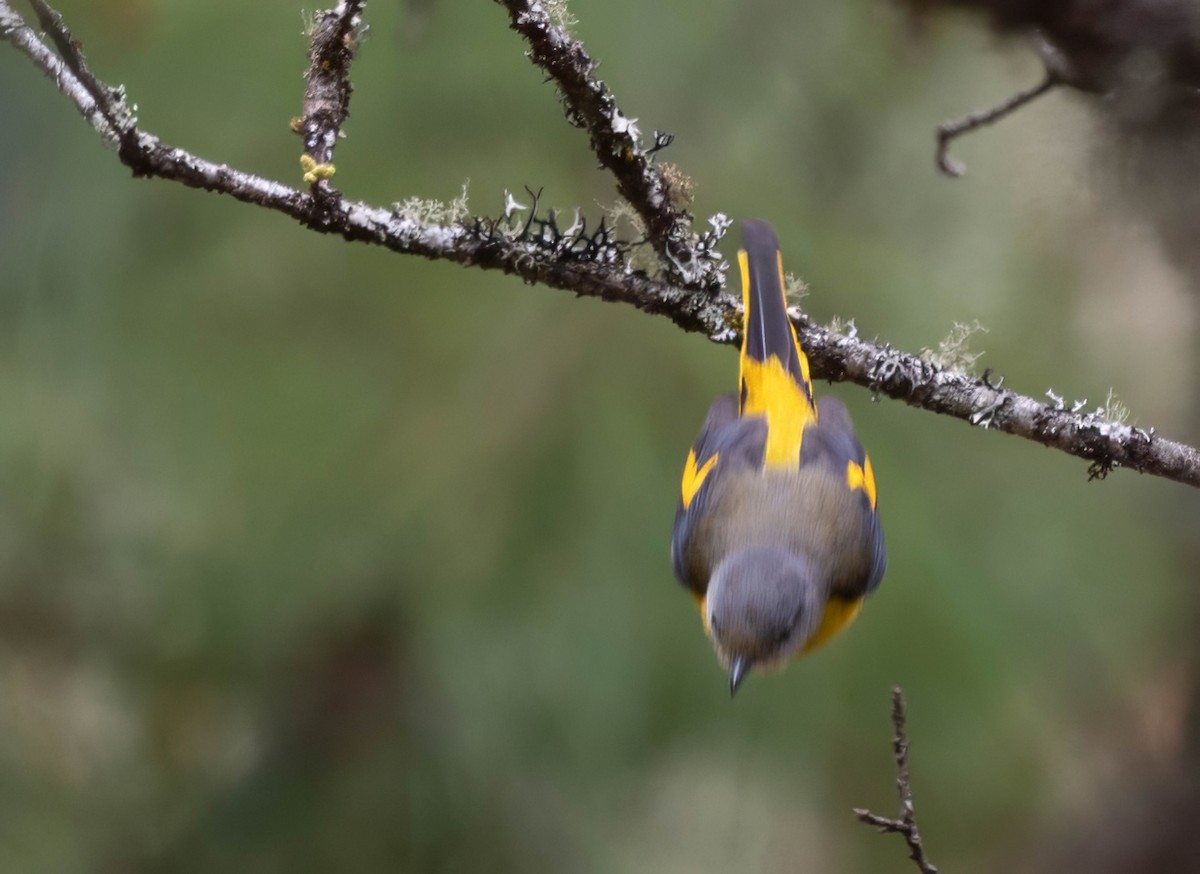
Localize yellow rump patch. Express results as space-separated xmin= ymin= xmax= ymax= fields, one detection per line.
xmin=681 ymin=450 xmax=719 ymax=509
xmin=740 ymin=356 xmax=815 ymax=468
xmin=801 ymin=596 xmax=864 ymax=654
xmin=846 ymin=456 xmax=878 ymax=509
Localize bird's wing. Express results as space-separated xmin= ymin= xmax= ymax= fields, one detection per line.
xmin=671 ymin=393 xmax=766 ymax=595
xmin=800 ymin=394 xmax=886 ymax=595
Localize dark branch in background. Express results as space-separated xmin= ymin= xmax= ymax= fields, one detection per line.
xmin=906 ymin=0 xmax=1200 ymax=172
xmin=294 ymin=0 xmax=366 ymax=192
xmin=4 ymin=1 xmax=1200 ymax=490
xmin=902 ymin=0 xmax=1200 ymax=99
xmin=935 ymin=72 xmax=1058 ymax=177
xmin=854 ymin=688 xmax=939 ymax=874
xmin=493 ymin=0 xmax=727 ymax=291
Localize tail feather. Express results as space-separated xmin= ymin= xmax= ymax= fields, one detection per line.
xmin=737 ymin=220 xmax=817 ymax=467
xmin=739 ymin=220 xmax=805 ymax=382
xmin=738 ymin=219 xmax=814 ymax=407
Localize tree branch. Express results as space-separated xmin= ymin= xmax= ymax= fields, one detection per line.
xmin=1 ymin=1 xmax=124 ymax=147
xmin=4 ymin=0 xmax=1200 ymax=489
xmin=936 ymin=72 xmax=1060 ymax=177
xmin=853 ymin=688 xmax=939 ymax=874
xmin=493 ymin=0 xmax=726 ymax=291
xmin=294 ymin=0 xmax=366 ymax=190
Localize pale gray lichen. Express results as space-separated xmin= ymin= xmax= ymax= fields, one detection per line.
xmin=610 ymin=109 xmax=641 ymax=143
xmin=784 ymin=272 xmax=809 ymax=307
xmin=541 ymin=0 xmax=578 ymax=32
xmin=301 ymin=9 xmax=317 ymax=37
xmin=827 ymin=316 xmax=857 ymax=338
xmin=600 ymin=198 xmax=661 ymax=275
xmin=1102 ymin=388 xmax=1130 ymax=426
xmin=390 ymin=180 xmax=470 ymax=226
xmin=502 ymin=189 xmax=527 ymax=224
xmin=921 ymin=320 xmax=987 ymax=373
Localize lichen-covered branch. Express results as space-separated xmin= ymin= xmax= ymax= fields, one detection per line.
xmin=1 ymin=1 xmax=126 ymax=147
xmin=853 ymin=688 xmax=939 ymax=874
xmin=494 ymin=0 xmax=726 ymax=291
xmin=294 ymin=0 xmax=366 ymax=189
xmin=803 ymin=323 xmax=1200 ymax=486
xmin=4 ymin=0 xmax=1200 ymax=490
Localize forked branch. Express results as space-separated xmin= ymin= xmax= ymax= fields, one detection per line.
xmin=853 ymin=688 xmax=939 ymax=874
xmin=936 ymin=72 xmax=1060 ymax=177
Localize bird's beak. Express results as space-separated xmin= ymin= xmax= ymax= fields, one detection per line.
xmin=729 ymin=656 xmax=751 ymax=697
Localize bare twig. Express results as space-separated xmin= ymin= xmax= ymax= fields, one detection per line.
xmin=4 ymin=1 xmax=1200 ymax=489
xmin=853 ymin=688 xmax=939 ymax=874
xmin=936 ymin=72 xmax=1059 ymax=177
xmin=0 ymin=1 xmax=126 ymax=146
xmin=494 ymin=0 xmax=726 ymax=291
xmin=295 ymin=0 xmax=367 ymax=191
xmin=28 ymin=0 xmax=114 ymax=128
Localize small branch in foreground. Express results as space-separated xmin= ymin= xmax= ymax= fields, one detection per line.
xmin=294 ymin=0 xmax=367 ymax=191
xmin=853 ymin=688 xmax=939 ymax=874
xmin=936 ymin=72 xmax=1059 ymax=177
xmin=4 ymin=0 xmax=1200 ymax=490
xmin=494 ymin=0 xmax=727 ymax=291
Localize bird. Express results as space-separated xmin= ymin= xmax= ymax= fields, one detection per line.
xmin=671 ymin=219 xmax=886 ymax=696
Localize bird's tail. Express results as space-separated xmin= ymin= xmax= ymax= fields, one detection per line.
xmin=737 ymin=221 xmax=816 ymax=452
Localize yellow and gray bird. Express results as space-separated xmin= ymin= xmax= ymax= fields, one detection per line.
xmin=671 ymin=219 xmax=885 ymax=695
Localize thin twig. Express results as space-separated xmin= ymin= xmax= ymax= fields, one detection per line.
xmin=494 ymin=0 xmax=726 ymax=291
xmin=936 ymin=73 xmax=1059 ymax=177
xmin=294 ymin=0 xmax=367 ymax=192
xmin=1 ymin=2 xmax=121 ymax=145
xmin=4 ymin=1 xmax=1200 ymax=489
xmin=853 ymin=688 xmax=939 ymax=874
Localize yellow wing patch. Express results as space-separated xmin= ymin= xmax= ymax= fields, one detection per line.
xmin=681 ymin=449 xmax=719 ymax=509
xmin=800 ymin=596 xmax=864 ymax=654
xmin=846 ymin=456 xmax=878 ymax=509
xmin=740 ymin=355 xmax=816 ymax=468
xmin=691 ymin=592 xmax=711 ymax=637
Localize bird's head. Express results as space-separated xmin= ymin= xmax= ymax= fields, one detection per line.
xmin=705 ymin=546 xmax=822 ymax=696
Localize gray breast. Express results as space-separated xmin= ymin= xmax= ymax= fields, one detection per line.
xmin=691 ymin=467 xmax=873 ymax=599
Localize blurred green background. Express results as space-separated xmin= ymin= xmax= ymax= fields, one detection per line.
xmin=2 ymin=1 xmax=1196 ymax=871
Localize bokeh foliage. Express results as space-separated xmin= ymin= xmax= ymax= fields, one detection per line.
xmin=0 ymin=1 xmax=1193 ymax=871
